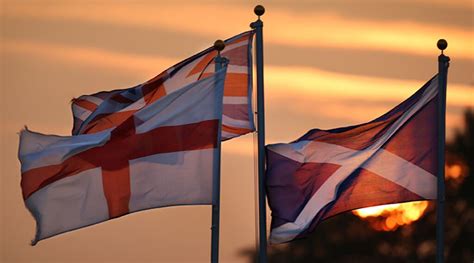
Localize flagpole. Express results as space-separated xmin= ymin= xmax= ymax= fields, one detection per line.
xmin=250 ymin=5 xmax=268 ymax=263
xmin=211 ymin=40 xmax=226 ymax=263
xmin=436 ymin=39 xmax=449 ymax=263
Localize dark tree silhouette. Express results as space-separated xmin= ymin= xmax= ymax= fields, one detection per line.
xmin=444 ymin=108 xmax=474 ymax=262
xmin=241 ymin=108 xmax=474 ymax=263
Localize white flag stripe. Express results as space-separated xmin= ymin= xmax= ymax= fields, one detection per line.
xmin=269 ymin=142 xmax=437 ymax=243
xmin=72 ymin=104 xmax=92 ymax=121
xmin=270 ymin=162 xmax=360 ymax=244
xmin=273 ymin=141 xmax=436 ymax=218
xmin=221 ymin=130 xmax=239 ymax=139
xmin=25 ymin=167 xmax=109 ymax=242
xmin=223 ymin=39 xmax=248 ymax=52
xmin=226 ymin=65 xmax=249 ymax=74
xmin=163 ymin=38 xmax=248 ymax=94
xmin=223 ymin=96 xmax=249 ymax=104
xmin=269 ymin=77 xmax=439 ymax=243
xmin=222 ymin=115 xmax=251 ymax=129
xmin=129 ymin=148 xmax=215 ymax=212
xmin=118 ymin=97 xmax=146 ymax=112
xmin=135 ymin=71 xmax=225 ymax=134
xmin=364 ymin=149 xmax=437 ymax=199
xmin=162 ymin=57 xmax=204 ymax=94
xmin=204 ymin=65 xmax=248 ymax=74
xmin=367 ymin=76 xmax=438 ymax=151
xmin=19 ymin=129 xmax=111 ymax=172
xmin=82 ymin=95 xmax=103 ymax=105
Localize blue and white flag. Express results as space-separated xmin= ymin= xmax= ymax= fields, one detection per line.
xmin=266 ymin=76 xmax=440 ymax=244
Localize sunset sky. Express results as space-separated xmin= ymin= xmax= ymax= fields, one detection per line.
xmin=1 ymin=0 xmax=473 ymax=262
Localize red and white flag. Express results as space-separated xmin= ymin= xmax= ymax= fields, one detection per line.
xmin=266 ymin=76 xmax=440 ymax=244
xmin=19 ymin=68 xmax=227 ymax=244
xmin=71 ymin=31 xmax=254 ymax=140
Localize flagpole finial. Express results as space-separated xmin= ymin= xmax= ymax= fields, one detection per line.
xmin=437 ymin=39 xmax=448 ymax=54
xmin=254 ymin=5 xmax=265 ymax=17
xmin=214 ymin=40 xmax=225 ymax=53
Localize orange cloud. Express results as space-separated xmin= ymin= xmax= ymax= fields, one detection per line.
xmin=2 ymin=40 xmax=175 ymax=75
xmin=266 ymin=65 xmax=474 ymax=108
xmin=5 ymin=2 xmax=473 ymax=59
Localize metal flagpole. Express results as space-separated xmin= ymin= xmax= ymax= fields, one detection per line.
xmin=436 ymin=39 xmax=450 ymax=263
xmin=211 ymin=40 xmax=227 ymax=263
xmin=250 ymin=5 xmax=268 ymax=263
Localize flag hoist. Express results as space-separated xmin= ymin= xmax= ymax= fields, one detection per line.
xmin=211 ymin=39 xmax=227 ymax=263
xmin=250 ymin=5 xmax=268 ymax=263
xmin=436 ymin=39 xmax=450 ymax=263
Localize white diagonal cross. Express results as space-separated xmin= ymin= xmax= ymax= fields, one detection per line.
xmin=268 ymin=76 xmax=439 ymax=244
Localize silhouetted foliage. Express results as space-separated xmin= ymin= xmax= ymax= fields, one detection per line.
xmin=444 ymin=108 xmax=474 ymax=262
xmin=241 ymin=108 xmax=474 ymax=262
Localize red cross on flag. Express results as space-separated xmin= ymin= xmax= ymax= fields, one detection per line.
xmin=18 ymin=68 xmax=227 ymax=245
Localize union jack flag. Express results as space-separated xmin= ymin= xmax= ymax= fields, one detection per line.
xmin=71 ymin=31 xmax=254 ymax=140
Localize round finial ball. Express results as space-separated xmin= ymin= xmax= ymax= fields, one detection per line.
xmin=214 ymin=40 xmax=225 ymax=52
xmin=437 ymin=39 xmax=448 ymax=51
xmin=254 ymin=5 xmax=265 ymax=16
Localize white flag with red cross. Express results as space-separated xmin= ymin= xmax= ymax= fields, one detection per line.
xmin=19 ymin=68 xmax=227 ymax=245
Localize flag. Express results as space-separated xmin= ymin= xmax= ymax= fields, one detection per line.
xmin=71 ymin=31 xmax=254 ymax=140
xmin=266 ymin=76 xmax=440 ymax=244
xmin=18 ymin=67 xmax=227 ymax=245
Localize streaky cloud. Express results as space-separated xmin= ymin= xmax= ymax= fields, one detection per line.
xmin=4 ymin=2 xmax=473 ymax=60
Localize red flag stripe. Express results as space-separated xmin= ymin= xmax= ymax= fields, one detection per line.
xmin=83 ymin=111 xmax=136 ymax=134
xmin=102 ymin=167 xmax=131 ymax=218
xmin=21 ymin=119 xmax=219 ymax=200
xmin=80 ymin=73 xmax=248 ymax=135
xmin=221 ymin=45 xmax=249 ymax=66
xmin=200 ymin=73 xmax=249 ymax=97
xmin=72 ymin=98 xmax=98 ymax=112
xmin=222 ymin=124 xmax=253 ymax=135
xmin=187 ymin=51 xmax=217 ymax=78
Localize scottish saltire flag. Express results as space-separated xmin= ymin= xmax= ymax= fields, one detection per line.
xmin=266 ymin=76 xmax=440 ymax=244
xmin=18 ymin=68 xmax=227 ymax=244
xmin=71 ymin=31 xmax=254 ymax=140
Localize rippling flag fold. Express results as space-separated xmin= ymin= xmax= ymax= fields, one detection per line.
xmin=19 ymin=68 xmax=227 ymax=245
xmin=71 ymin=31 xmax=254 ymax=140
xmin=266 ymin=76 xmax=440 ymax=244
